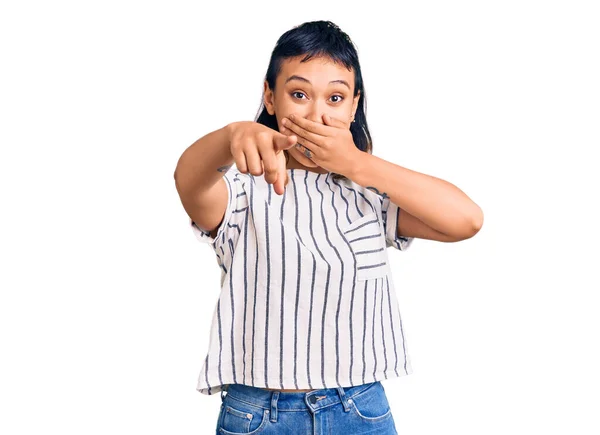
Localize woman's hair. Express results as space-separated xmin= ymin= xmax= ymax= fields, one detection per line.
xmin=254 ymin=20 xmax=373 ymax=181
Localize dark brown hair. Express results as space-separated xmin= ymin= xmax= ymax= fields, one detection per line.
xmin=254 ymin=20 xmax=373 ymax=182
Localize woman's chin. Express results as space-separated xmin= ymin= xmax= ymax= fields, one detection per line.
xmin=303 ymin=160 xmax=319 ymax=167
xmin=293 ymin=151 xmax=318 ymax=167
xmin=287 ymin=149 xmax=327 ymax=172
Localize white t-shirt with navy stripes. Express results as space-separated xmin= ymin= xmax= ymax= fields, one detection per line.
xmin=189 ymin=166 xmax=414 ymax=395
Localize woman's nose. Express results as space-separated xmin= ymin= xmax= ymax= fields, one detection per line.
xmin=305 ymin=101 xmax=328 ymax=123
xmin=305 ymin=110 xmax=327 ymax=124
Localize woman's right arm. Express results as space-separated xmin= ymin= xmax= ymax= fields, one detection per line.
xmin=174 ymin=124 xmax=234 ymax=238
xmin=174 ymin=121 xmax=294 ymax=238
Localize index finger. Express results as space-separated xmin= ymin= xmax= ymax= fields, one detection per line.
xmin=258 ymin=136 xmax=281 ymax=183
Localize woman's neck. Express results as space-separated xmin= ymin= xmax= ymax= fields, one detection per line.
xmin=285 ymin=152 xmax=328 ymax=174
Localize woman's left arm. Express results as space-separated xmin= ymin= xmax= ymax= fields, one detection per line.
xmin=279 ymin=113 xmax=482 ymax=242
xmin=348 ymin=153 xmax=484 ymax=242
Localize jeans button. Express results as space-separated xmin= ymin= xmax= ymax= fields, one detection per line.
xmin=309 ymin=395 xmax=317 ymax=404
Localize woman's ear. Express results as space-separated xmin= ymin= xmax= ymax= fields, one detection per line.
xmin=264 ymin=81 xmax=275 ymax=115
xmin=351 ymin=90 xmax=361 ymax=118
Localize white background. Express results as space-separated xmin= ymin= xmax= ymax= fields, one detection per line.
xmin=1 ymin=1 xmax=599 ymax=434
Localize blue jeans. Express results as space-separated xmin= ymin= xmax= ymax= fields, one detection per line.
xmin=215 ymin=381 xmax=398 ymax=434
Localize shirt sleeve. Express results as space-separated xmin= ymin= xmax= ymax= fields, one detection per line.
xmin=189 ymin=167 xmax=248 ymax=250
xmin=381 ymin=196 xmax=414 ymax=251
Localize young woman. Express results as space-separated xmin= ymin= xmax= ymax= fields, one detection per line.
xmin=174 ymin=20 xmax=483 ymax=435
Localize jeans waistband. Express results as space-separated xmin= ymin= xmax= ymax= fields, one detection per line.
xmin=221 ymin=381 xmax=378 ymax=414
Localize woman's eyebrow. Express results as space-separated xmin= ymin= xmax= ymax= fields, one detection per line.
xmin=285 ymin=75 xmax=350 ymax=90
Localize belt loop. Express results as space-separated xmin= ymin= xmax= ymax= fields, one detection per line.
xmin=221 ymin=384 xmax=229 ymax=403
xmin=336 ymin=387 xmax=351 ymax=412
xmin=270 ymin=391 xmax=279 ymax=422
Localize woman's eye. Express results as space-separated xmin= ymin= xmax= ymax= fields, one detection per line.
xmin=291 ymin=92 xmax=344 ymax=103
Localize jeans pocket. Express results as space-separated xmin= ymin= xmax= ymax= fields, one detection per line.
xmin=217 ymin=396 xmax=269 ymax=434
xmin=348 ymin=382 xmax=393 ymax=422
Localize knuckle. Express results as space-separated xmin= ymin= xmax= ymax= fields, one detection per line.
xmin=241 ymin=138 xmax=253 ymax=149
xmin=257 ymin=131 xmax=270 ymax=140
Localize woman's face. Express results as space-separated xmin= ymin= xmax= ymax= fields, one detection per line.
xmin=263 ymin=55 xmax=360 ymax=170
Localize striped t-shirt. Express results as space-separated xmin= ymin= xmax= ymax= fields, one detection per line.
xmin=189 ymin=166 xmax=414 ymax=395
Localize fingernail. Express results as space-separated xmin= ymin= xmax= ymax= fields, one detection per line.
xmin=282 ymin=119 xmax=288 ymax=126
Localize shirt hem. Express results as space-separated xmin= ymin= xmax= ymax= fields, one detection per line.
xmin=196 ymin=366 xmax=414 ymax=396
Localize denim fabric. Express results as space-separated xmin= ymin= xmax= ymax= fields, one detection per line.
xmin=215 ymin=381 xmax=398 ymax=434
